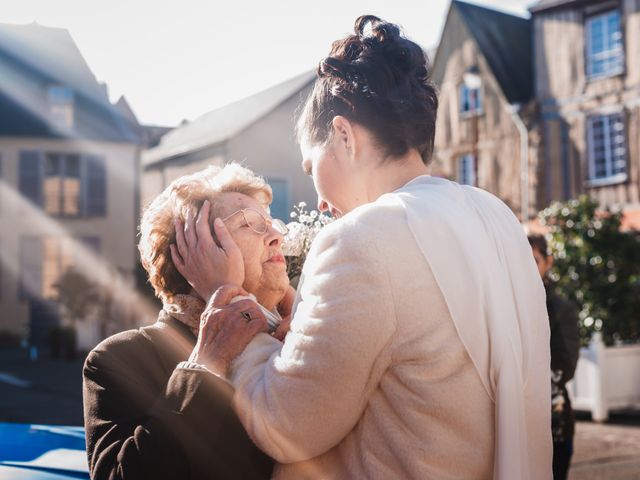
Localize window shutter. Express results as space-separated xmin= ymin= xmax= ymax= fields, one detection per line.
xmin=19 ymin=151 xmax=42 ymax=207
xmin=85 ymin=155 xmax=106 ymax=216
xmin=265 ymin=178 xmax=289 ymax=221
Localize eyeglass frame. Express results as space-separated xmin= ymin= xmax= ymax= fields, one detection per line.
xmin=221 ymin=207 xmax=289 ymax=236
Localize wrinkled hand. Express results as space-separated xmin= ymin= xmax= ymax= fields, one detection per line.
xmin=170 ymin=200 xmax=245 ymax=301
xmin=189 ymin=284 xmax=269 ymax=377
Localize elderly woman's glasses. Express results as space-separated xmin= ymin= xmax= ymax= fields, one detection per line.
xmin=221 ymin=208 xmax=288 ymax=235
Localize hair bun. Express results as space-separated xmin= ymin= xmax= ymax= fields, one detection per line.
xmin=298 ymin=15 xmax=438 ymax=165
xmin=355 ymin=15 xmax=400 ymax=44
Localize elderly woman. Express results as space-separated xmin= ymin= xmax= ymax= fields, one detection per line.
xmin=177 ymin=15 xmax=551 ymax=480
xmin=82 ymin=163 xmax=292 ymax=480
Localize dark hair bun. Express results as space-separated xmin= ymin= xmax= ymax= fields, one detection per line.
xmin=298 ymin=15 xmax=438 ymax=163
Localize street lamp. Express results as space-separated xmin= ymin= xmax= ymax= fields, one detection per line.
xmin=463 ymin=65 xmax=482 ymax=90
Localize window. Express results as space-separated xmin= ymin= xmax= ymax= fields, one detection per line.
xmin=41 ymin=237 xmax=74 ymax=300
xmin=20 ymin=237 xmax=43 ymax=301
xmin=19 ymin=151 xmax=106 ymax=217
xmin=585 ymin=10 xmax=624 ymax=79
xmin=48 ymin=85 xmax=74 ymax=129
xmin=43 ymin=153 xmax=82 ymax=216
xmin=459 ymin=84 xmax=482 ymax=115
xmin=458 ymin=154 xmax=476 ymax=186
xmin=266 ymin=177 xmax=289 ymax=221
xmin=20 ymin=236 xmax=100 ymax=301
xmin=587 ymin=112 xmax=627 ymax=185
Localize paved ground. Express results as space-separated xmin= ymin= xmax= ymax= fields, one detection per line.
xmin=570 ymin=413 xmax=640 ymax=480
xmin=0 ymin=348 xmax=84 ymax=425
xmin=0 ymin=347 xmax=639 ymax=478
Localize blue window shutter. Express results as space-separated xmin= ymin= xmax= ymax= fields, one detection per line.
xmin=19 ymin=151 xmax=42 ymax=206
xmin=85 ymin=155 xmax=106 ymax=216
xmin=266 ymin=178 xmax=289 ymax=221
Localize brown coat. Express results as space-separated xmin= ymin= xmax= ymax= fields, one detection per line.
xmin=82 ymin=311 xmax=273 ymax=480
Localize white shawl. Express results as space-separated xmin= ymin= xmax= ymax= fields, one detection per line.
xmin=393 ymin=175 xmax=551 ymax=479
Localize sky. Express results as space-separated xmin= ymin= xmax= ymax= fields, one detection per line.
xmin=2 ymin=0 xmax=535 ymax=127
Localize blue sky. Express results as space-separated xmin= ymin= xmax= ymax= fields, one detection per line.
xmin=2 ymin=0 xmax=534 ymax=126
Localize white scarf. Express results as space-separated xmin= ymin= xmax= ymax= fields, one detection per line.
xmin=392 ymin=176 xmax=551 ymax=480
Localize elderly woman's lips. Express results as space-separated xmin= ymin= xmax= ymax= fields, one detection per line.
xmin=268 ymin=254 xmax=285 ymax=263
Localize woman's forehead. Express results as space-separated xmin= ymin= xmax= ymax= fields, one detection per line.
xmin=216 ymin=192 xmax=266 ymax=216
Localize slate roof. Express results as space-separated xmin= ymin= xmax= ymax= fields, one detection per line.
xmin=453 ymin=0 xmax=534 ymax=104
xmin=0 ymin=22 xmax=138 ymax=142
xmin=142 ymin=70 xmax=316 ymax=166
xmin=529 ymin=0 xmax=583 ymax=13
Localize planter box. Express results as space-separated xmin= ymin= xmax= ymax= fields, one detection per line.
xmin=567 ymin=332 xmax=640 ymax=421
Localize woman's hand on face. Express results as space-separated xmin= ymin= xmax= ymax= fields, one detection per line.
xmin=189 ymin=284 xmax=269 ymax=377
xmin=170 ymin=200 xmax=245 ymax=301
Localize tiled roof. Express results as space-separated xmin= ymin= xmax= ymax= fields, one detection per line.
xmin=453 ymin=0 xmax=534 ymax=104
xmin=143 ymin=70 xmax=315 ymax=166
xmin=529 ymin=0 xmax=583 ymax=14
xmin=0 ymin=22 xmax=138 ymax=142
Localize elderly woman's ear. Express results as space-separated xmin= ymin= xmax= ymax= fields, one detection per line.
xmin=171 ymin=200 xmax=245 ymax=301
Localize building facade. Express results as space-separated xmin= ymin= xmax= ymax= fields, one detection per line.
xmin=142 ymin=71 xmax=319 ymax=221
xmin=431 ymin=1 xmax=540 ymax=220
xmin=531 ymin=0 xmax=640 ymax=218
xmin=0 ymin=23 xmax=142 ymax=348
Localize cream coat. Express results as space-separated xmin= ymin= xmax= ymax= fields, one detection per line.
xmin=230 ymin=179 xmax=550 ymax=479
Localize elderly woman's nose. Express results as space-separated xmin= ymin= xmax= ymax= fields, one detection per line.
xmin=266 ymin=226 xmax=284 ymax=247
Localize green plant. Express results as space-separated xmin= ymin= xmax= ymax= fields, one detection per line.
xmin=539 ymin=195 xmax=640 ymax=345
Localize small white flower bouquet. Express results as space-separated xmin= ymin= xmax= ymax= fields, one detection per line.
xmin=282 ymin=202 xmax=333 ymax=284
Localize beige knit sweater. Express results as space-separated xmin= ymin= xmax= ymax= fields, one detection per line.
xmin=230 ymin=192 xmax=545 ymax=479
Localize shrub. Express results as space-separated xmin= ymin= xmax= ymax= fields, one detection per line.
xmin=539 ymin=195 xmax=640 ymax=345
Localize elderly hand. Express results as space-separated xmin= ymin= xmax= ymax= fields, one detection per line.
xmin=170 ymin=200 xmax=245 ymax=301
xmin=189 ymin=284 xmax=269 ymax=377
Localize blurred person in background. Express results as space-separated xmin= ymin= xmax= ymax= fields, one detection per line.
xmin=529 ymin=233 xmax=581 ymax=480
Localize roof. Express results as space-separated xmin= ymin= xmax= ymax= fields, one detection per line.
xmin=143 ymin=70 xmax=316 ymax=166
xmin=529 ymin=0 xmax=583 ymax=14
xmin=0 ymin=22 xmax=138 ymax=142
xmin=452 ymin=0 xmax=534 ymax=104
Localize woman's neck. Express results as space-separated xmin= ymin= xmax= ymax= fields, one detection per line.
xmin=362 ymin=149 xmax=429 ymax=203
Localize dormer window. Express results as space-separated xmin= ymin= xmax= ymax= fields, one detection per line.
xmin=48 ymin=85 xmax=74 ymax=129
xmin=459 ymin=83 xmax=482 ymax=116
xmin=585 ymin=10 xmax=624 ymax=79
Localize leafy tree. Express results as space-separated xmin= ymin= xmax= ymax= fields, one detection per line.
xmin=539 ymin=195 xmax=640 ymax=345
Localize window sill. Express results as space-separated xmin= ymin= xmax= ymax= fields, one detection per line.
xmin=586 ymin=69 xmax=625 ymax=83
xmin=585 ymin=173 xmax=628 ymax=188
xmin=459 ymin=110 xmax=484 ymax=120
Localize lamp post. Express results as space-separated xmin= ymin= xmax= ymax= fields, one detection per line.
xmin=463 ymin=66 xmax=482 ymax=187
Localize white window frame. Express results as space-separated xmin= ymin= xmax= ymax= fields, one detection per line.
xmin=586 ymin=110 xmax=627 ymax=187
xmin=458 ymin=153 xmax=477 ymax=186
xmin=585 ymin=9 xmax=624 ymax=80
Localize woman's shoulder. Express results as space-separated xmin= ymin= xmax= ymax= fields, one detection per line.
xmin=84 ymin=319 xmax=168 ymax=371
xmin=322 ymin=195 xmax=408 ymax=240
